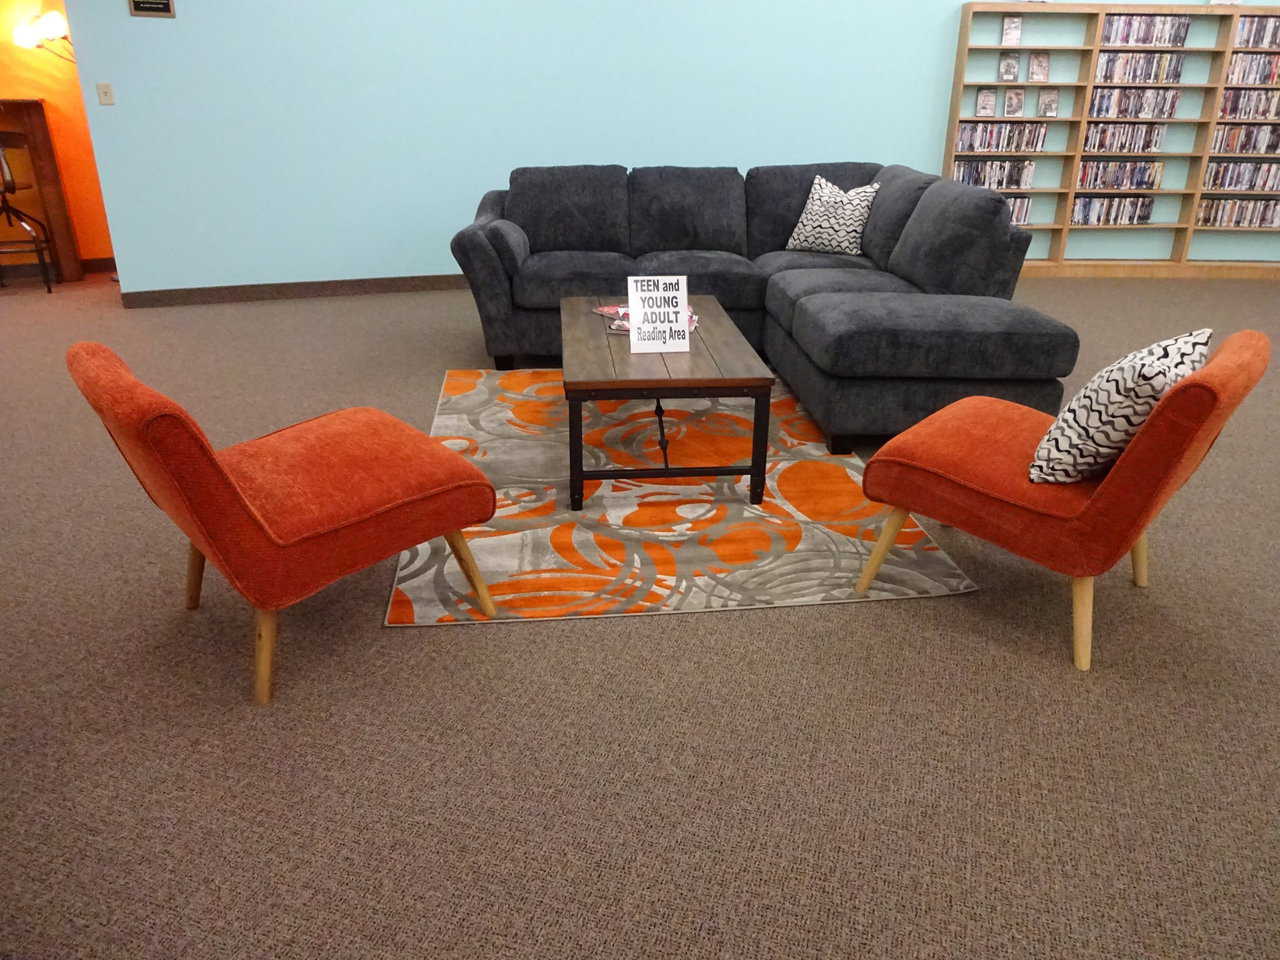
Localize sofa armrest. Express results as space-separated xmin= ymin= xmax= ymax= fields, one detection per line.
xmin=485 ymin=219 xmax=531 ymax=276
xmin=450 ymin=190 xmax=512 ymax=327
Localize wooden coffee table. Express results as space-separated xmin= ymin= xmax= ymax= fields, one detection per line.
xmin=560 ymin=295 xmax=776 ymax=511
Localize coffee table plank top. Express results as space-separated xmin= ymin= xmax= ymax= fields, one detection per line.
xmin=561 ymin=295 xmax=773 ymax=392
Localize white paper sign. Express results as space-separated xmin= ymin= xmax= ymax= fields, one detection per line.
xmin=627 ymin=275 xmax=689 ymax=353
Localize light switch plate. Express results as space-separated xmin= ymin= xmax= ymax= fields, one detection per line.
xmin=96 ymin=83 xmax=115 ymax=106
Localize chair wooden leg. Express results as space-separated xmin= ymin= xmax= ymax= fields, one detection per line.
xmin=444 ymin=529 xmax=497 ymax=618
xmin=185 ymin=542 xmax=206 ymax=610
xmin=1131 ymin=532 xmax=1149 ymax=588
xmin=855 ymin=507 xmax=910 ymax=594
xmin=1072 ymin=576 xmax=1094 ymax=671
xmin=254 ymin=608 xmax=277 ymax=704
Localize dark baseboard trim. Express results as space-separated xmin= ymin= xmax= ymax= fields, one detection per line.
xmin=121 ymin=273 xmax=469 ymax=308
xmin=0 ymin=256 xmax=116 ymax=280
xmin=83 ymin=257 xmax=117 ymax=274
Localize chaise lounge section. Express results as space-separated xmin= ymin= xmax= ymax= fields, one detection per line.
xmin=451 ymin=162 xmax=1079 ymax=440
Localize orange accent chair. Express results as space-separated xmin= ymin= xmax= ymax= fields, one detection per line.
xmin=67 ymin=343 xmax=498 ymax=703
xmin=854 ymin=330 xmax=1270 ymax=670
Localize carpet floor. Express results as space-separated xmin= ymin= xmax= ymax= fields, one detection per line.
xmin=2 ymin=274 xmax=1277 ymax=959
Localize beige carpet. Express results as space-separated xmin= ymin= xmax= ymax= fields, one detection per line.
xmin=1 ymin=274 xmax=1277 ymax=959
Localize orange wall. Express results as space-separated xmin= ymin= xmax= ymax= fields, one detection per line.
xmin=1 ymin=0 xmax=111 ymax=260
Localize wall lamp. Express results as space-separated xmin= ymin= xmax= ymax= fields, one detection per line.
xmin=12 ymin=10 xmax=76 ymax=63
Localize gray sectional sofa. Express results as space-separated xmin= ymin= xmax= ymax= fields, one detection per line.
xmin=451 ymin=162 xmax=1079 ymax=445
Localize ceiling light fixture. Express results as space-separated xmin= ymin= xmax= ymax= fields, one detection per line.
xmin=12 ymin=9 xmax=75 ymax=62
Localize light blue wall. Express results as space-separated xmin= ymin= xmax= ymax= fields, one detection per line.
xmin=66 ymin=0 xmax=1278 ymax=292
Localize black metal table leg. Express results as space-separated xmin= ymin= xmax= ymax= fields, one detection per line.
xmin=749 ymin=390 xmax=770 ymax=504
xmin=568 ymin=397 xmax=584 ymax=510
xmin=654 ymin=399 xmax=670 ymax=469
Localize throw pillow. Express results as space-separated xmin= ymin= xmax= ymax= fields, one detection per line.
xmin=1029 ymin=328 xmax=1214 ymax=484
xmin=786 ymin=176 xmax=880 ymax=256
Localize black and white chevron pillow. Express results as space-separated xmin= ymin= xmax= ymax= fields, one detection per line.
xmin=786 ymin=176 xmax=880 ymax=256
xmin=1029 ymin=328 xmax=1214 ymax=484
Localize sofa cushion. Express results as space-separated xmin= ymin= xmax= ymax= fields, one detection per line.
xmin=634 ymin=250 xmax=765 ymax=310
xmin=755 ymin=250 xmax=874 ymax=275
xmin=744 ymin=162 xmax=883 ymax=258
xmin=513 ymin=251 xmax=636 ymax=309
xmin=887 ymin=180 xmax=1024 ymax=298
xmin=766 ymin=268 xmax=921 ymax=334
xmin=791 ymin=292 xmax=1080 ymax=379
xmin=506 ymin=165 xmax=630 ymax=254
xmin=860 ymin=165 xmax=939 ymax=269
xmin=629 ymin=167 xmax=747 ymax=255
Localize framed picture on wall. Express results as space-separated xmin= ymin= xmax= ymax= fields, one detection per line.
xmin=1004 ymin=87 xmax=1026 ymax=118
xmin=998 ymin=52 xmax=1020 ymax=81
xmin=1038 ymin=87 xmax=1061 ymax=117
xmin=976 ymin=87 xmax=998 ymax=117
xmin=1029 ymin=52 xmax=1051 ymax=83
xmin=1002 ymin=15 xmax=1023 ymax=45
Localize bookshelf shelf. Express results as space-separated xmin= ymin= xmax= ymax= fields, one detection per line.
xmin=963 ymin=81 xmax=1090 ymax=87
xmin=957 ymin=115 xmax=1078 ymax=122
xmin=955 ymin=151 xmax=1076 ymax=157
xmin=944 ymin=2 xmax=1280 ymax=269
xmin=1076 ymin=189 xmax=1195 ymax=195
xmin=1100 ymin=45 xmax=1222 ymax=52
xmin=1069 ymin=222 xmax=1190 ymax=229
xmin=1083 ymin=151 xmax=1201 ymax=157
xmin=969 ymin=44 xmax=1094 ymax=51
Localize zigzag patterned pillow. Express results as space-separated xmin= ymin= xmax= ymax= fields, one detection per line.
xmin=786 ymin=176 xmax=880 ymax=256
xmin=1029 ymin=328 xmax=1214 ymax=484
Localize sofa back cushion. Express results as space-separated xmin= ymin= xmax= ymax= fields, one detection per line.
xmin=744 ymin=162 xmax=883 ymax=258
xmin=887 ymin=180 xmax=1025 ymax=298
xmin=629 ymin=166 xmax=747 ymax=256
xmin=505 ymin=165 xmax=630 ymax=254
xmin=860 ymin=165 xmax=939 ymax=269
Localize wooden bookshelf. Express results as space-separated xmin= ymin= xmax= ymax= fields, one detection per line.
xmin=944 ymin=2 xmax=1280 ymax=277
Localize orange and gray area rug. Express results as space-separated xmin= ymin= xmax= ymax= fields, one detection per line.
xmin=387 ymin=370 xmax=975 ymax=625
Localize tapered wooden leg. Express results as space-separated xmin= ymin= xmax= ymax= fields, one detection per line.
xmin=1072 ymin=576 xmax=1094 ymax=672
xmin=185 ymin=542 xmax=206 ymax=610
xmin=1131 ymin=532 xmax=1149 ymax=588
xmin=254 ymin=609 xmax=277 ymax=704
xmin=444 ymin=529 xmax=497 ymax=619
xmin=855 ymin=507 xmax=910 ymax=594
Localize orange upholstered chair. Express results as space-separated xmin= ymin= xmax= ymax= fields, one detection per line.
xmin=67 ymin=343 xmax=497 ymax=703
xmin=855 ymin=330 xmax=1270 ymax=670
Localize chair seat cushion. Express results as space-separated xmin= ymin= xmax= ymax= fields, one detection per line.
xmin=513 ymin=251 xmax=637 ymax=309
xmin=862 ymin=396 xmax=1105 ymax=575
xmin=634 ymin=250 xmax=765 ymax=309
xmin=765 ymin=268 xmax=920 ymax=333
xmin=218 ymin=407 xmax=495 ymax=546
xmin=754 ymin=250 xmax=875 ymax=275
xmin=791 ymin=292 xmax=1079 ymax=379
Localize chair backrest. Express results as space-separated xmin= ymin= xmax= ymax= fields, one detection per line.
xmin=65 ymin=342 xmax=247 ymax=556
xmin=0 ymin=144 xmax=14 ymax=195
xmin=1085 ymin=329 xmax=1271 ymax=552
